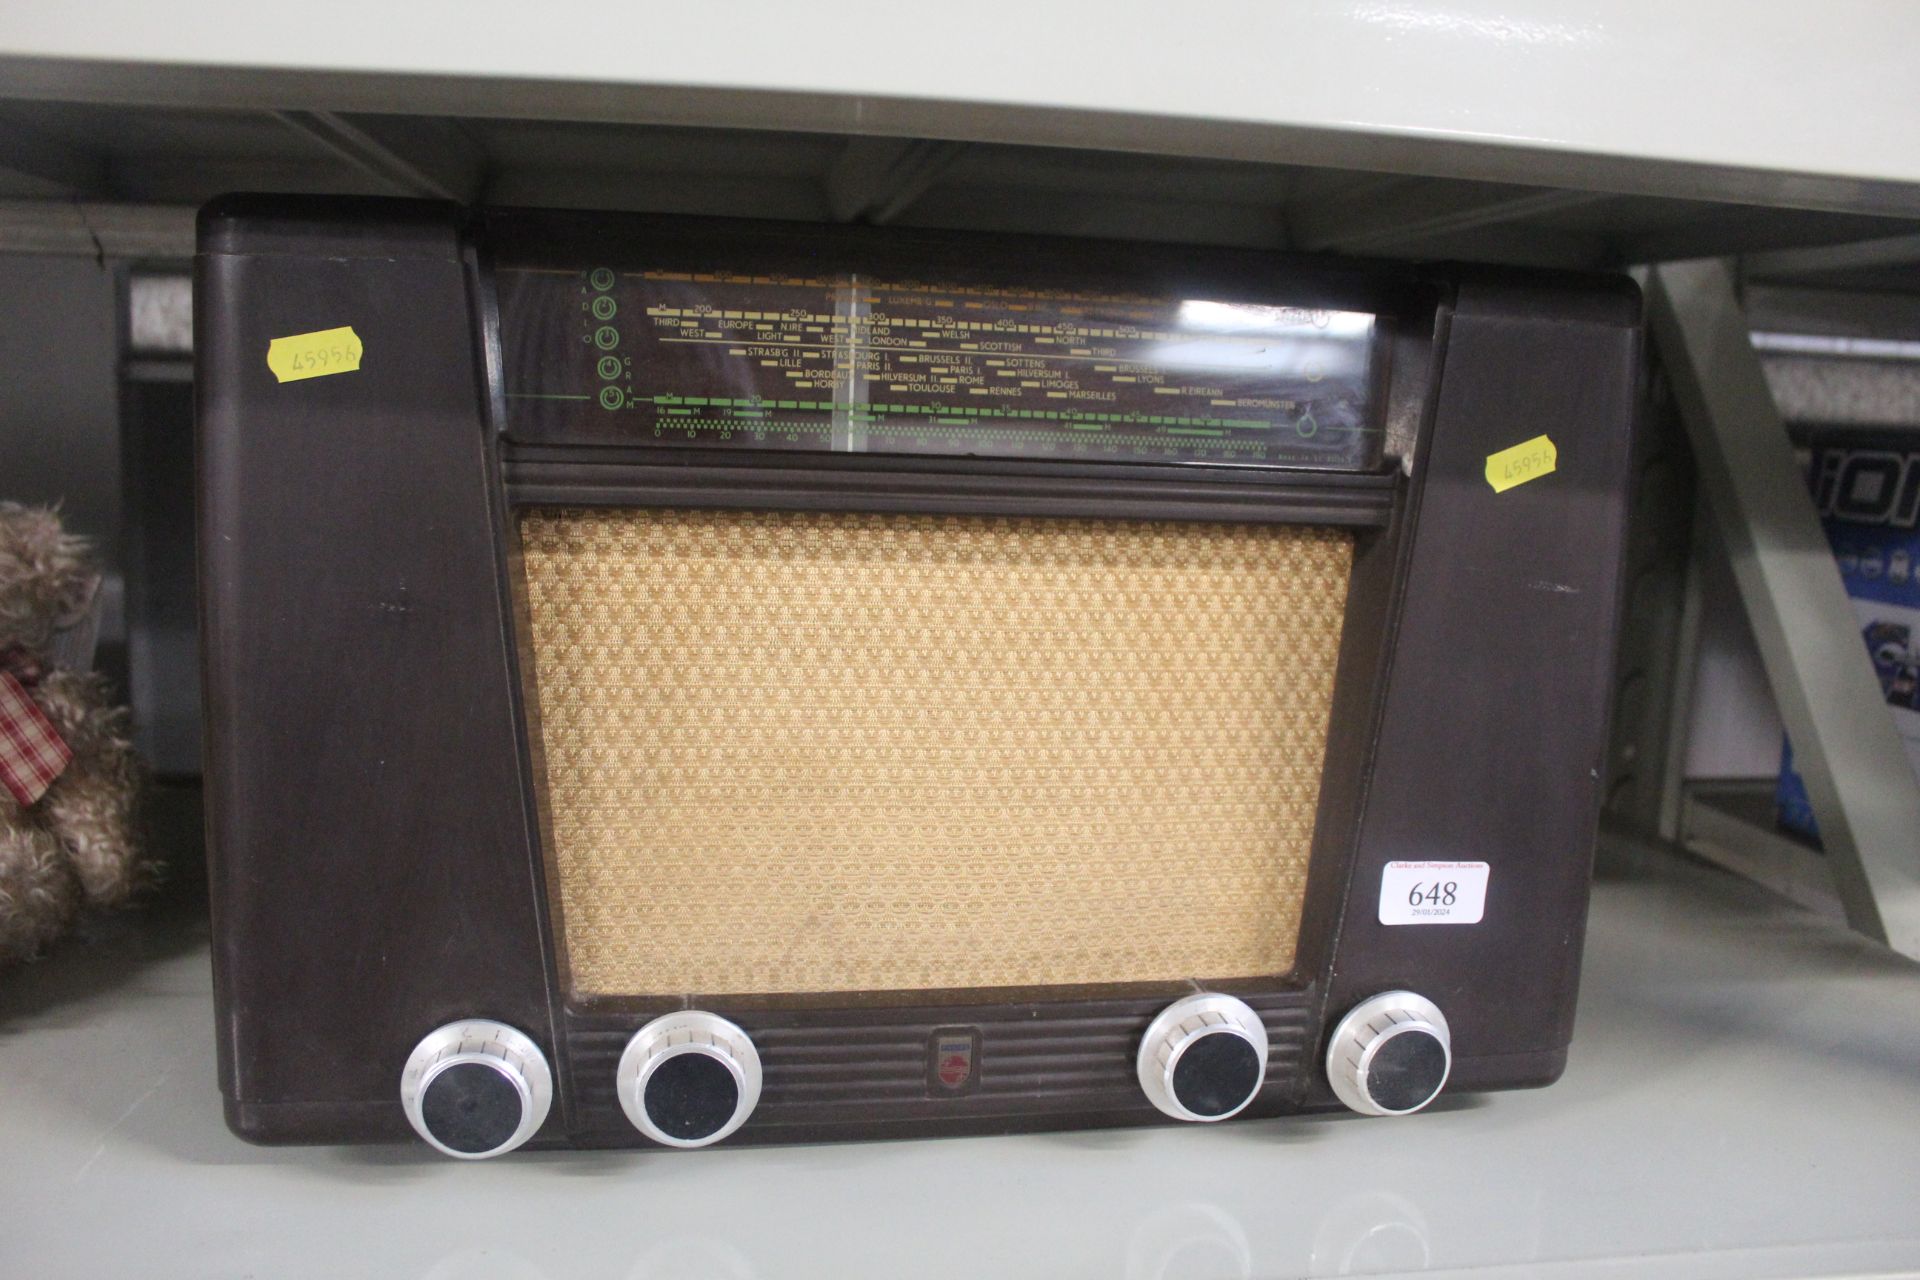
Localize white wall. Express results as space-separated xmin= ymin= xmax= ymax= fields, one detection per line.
xmin=1683 ymin=535 xmax=1786 ymax=780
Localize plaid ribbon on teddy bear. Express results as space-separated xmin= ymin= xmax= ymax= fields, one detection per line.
xmin=0 ymin=649 xmax=71 ymax=806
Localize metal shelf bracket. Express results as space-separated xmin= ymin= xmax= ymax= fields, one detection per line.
xmin=1646 ymin=258 xmax=1920 ymax=958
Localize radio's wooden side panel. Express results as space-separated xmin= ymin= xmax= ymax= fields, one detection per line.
xmin=197 ymin=197 xmax=556 ymax=1142
xmin=1322 ymin=277 xmax=1642 ymax=1093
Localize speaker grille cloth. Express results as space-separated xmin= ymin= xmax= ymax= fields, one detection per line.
xmin=518 ymin=507 xmax=1353 ymax=996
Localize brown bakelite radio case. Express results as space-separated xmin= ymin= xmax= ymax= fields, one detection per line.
xmin=197 ymin=195 xmax=1639 ymax=1158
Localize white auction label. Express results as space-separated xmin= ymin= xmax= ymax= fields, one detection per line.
xmin=1378 ymin=861 xmax=1490 ymax=925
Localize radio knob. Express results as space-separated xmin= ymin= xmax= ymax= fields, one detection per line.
xmin=1324 ymin=991 xmax=1452 ymax=1116
xmin=399 ymin=1020 xmax=553 ymax=1159
xmin=1136 ymin=993 xmax=1269 ymax=1122
xmin=618 ymin=1011 xmax=763 ymax=1148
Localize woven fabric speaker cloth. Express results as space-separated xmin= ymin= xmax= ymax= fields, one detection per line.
xmin=517 ymin=507 xmax=1354 ymax=996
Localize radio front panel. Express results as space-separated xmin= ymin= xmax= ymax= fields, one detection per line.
xmin=197 ymin=197 xmax=1640 ymax=1155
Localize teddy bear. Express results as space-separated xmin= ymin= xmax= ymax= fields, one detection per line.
xmin=0 ymin=502 xmax=147 ymax=964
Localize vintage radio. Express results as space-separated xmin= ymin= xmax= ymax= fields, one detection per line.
xmin=197 ymin=195 xmax=1638 ymax=1158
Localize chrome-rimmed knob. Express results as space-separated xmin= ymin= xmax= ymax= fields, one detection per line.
xmin=1136 ymin=992 xmax=1269 ymax=1123
xmin=617 ymin=1011 xmax=762 ymax=1148
xmin=400 ymin=1019 xmax=553 ymax=1159
xmin=1325 ymin=991 xmax=1452 ymax=1117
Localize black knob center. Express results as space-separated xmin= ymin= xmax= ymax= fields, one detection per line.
xmin=420 ymin=1061 xmax=524 ymax=1155
xmin=1171 ymin=1031 xmax=1263 ymax=1118
xmin=1365 ymin=1029 xmax=1448 ymax=1113
xmin=644 ymin=1053 xmax=741 ymax=1142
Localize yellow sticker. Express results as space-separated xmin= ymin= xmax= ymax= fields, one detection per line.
xmin=266 ymin=326 xmax=364 ymax=383
xmin=1485 ymin=434 xmax=1557 ymax=493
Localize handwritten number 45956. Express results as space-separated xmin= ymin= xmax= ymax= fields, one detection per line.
xmin=293 ymin=346 xmax=354 ymax=370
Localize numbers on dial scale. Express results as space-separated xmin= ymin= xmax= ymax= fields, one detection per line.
xmin=1406 ymin=881 xmax=1459 ymax=908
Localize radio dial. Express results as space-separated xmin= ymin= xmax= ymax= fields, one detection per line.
xmin=1324 ymin=991 xmax=1452 ymax=1116
xmin=399 ymin=1020 xmax=553 ymax=1159
xmin=618 ymin=1011 xmax=763 ymax=1148
xmin=1136 ymin=993 xmax=1270 ymax=1122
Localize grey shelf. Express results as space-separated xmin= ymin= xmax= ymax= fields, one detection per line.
xmin=1682 ymin=779 xmax=1843 ymax=924
xmin=3 ymin=17 xmax=1920 ymax=272
xmin=4 ymin=846 xmax=1918 ymax=1279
